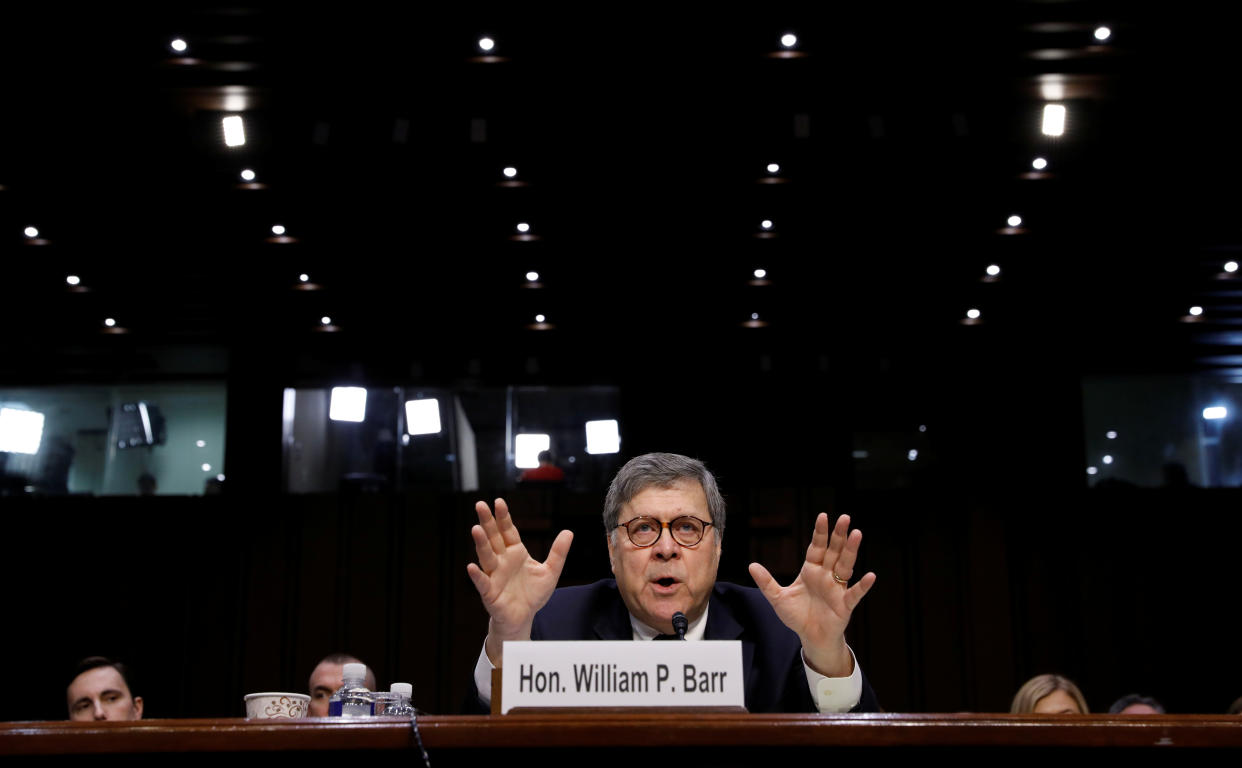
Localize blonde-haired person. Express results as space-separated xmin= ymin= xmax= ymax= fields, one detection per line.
xmin=1011 ymin=673 xmax=1089 ymax=714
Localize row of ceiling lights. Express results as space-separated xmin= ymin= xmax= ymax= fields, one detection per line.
xmin=166 ymin=31 xmax=811 ymax=61
xmin=210 ymin=28 xmax=1112 ymax=329
xmin=27 ymin=23 xmax=1211 ymax=335
xmin=167 ymin=23 xmax=1114 ymax=59
xmin=29 ymin=151 xmax=1239 ymax=331
xmin=959 ymin=26 xmax=1233 ymax=325
xmin=183 ymin=23 xmax=1095 ymax=333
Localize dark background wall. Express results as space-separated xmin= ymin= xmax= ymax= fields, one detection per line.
xmin=11 ymin=484 xmax=1239 ymax=721
xmin=9 ymin=359 xmax=1241 ymax=721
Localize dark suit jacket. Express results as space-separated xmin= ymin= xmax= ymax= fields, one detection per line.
xmin=468 ymin=579 xmax=879 ymax=713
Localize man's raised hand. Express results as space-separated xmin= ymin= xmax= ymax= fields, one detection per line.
xmin=748 ymin=513 xmax=876 ymax=678
xmin=466 ymin=498 xmax=573 ymax=667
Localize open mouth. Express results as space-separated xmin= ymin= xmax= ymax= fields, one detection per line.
xmin=650 ymin=577 xmax=681 ymax=594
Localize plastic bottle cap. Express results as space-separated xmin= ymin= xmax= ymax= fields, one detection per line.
xmin=390 ymin=682 xmax=412 ymax=696
xmin=343 ymin=662 xmax=367 ymax=682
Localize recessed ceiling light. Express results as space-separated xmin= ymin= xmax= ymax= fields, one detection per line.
xmin=1031 ymin=157 xmax=1048 ymax=170
xmin=23 ymin=226 xmax=39 ymax=238
xmin=66 ymin=275 xmax=80 ymax=286
xmin=196 ymin=440 xmax=206 ymax=447
xmin=1093 ymin=26 xmax=1111 ymax=42
xmin=966 ymin=308 xmax=981 ymax=320
xmin=751 ymin=313 xmax=759 ymax=320
xmin=271 ymin=225 xmax=286 ymax=236
xmin=478 ymin=37 xmax=495 ymax=52
xmin=104 ymin=318 xmax=116 ymax=327
xmin=170 ymin=38 xmax=188 ymax=53
xmin=1189 ymin=306 xmax=1203 ymax=316
xmin=780 ymin=33 xmax=797 ymax=48
xmin=760 ymin=219 xmax=773 ymax=230
xmin=240 ymin=168 xmax=256 ymax=181
xmin=1007 ymin=215 xmax=1022 ymax=227
xmin=222 ymin=115 xmax=246 ymax=147
xmin=766 ymin=163 xmax=780 ymax=174
xmin=1041 ymin=104 xmax=1066 ymax=136
xmin=516 ymin=222 xmax=530 ymax=233
xmin=503 ymin=166 xmax=518 ymax=178
xmin=1203 ymin=406 xmax=1228 ymax=420
xmin=986 ymin=264 xmax=1001 ymax=276
xmin=202 ymin=463 xmax=212 ymax=472
xmin=754 ymin=268 xmax=767 ymax=279
xmin=1106 ymin=431 xmax=1118 ymax=439
xmin=526 ymin=271 xmax=539 ymax=282
xmin=1087 ymin=466 xmax=1098 ymax=475
xmin=1225 ymin=261 xmax=1239 ymax=273
xmin=320 ymin=316 xmax=332 ymax=325
xmin=907 ymin=449 xmax=918 ymax=461
xmin=535 ymin=314 xmax=546 ymax=323
xmin=299 ymin=273 xmax=309 ymax=282
xmin=1102 ymin=455 xmax=1113 ymax=465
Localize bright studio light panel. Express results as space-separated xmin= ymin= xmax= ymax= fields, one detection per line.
xmin=329 ymin=387 xmax=367 ymax=423
xmin=585 ymin=419 xmax=621 ymax=454
xmin=515 ymin=433 xmax=550 ymax=468
xmin=0 ymin=407 xmax=46 ymax=455
xmin=405 ymin=398 xmax=442 ymax=435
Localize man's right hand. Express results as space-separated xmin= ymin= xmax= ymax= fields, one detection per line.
xmin=466 ymin=498 xmax=573 ymax=668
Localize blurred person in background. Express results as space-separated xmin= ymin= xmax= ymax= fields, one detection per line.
xmin=308 ymin=653 xmax=376 ymax=717
xmin=1011 ymin=673 xmax=1089 ymax=714
xmin=1108 ymin=693 xmax=1165 ymax=714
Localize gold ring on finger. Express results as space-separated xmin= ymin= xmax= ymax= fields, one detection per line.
xmin=831 ymin=571 xmax=848 ymax=585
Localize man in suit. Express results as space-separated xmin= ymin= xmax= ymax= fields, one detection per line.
xmin=467 ymin=452 xmax=878 ymax=712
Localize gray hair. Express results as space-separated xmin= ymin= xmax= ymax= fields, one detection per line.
xmin=603 ymin=453 xmax=725 ymax=543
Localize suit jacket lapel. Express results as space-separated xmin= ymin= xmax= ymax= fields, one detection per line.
xmin=704 ymin=590 xmax=744 ymax=640
xmin=593 ymin=582 xmax=636 ymax=640
xmin=704 ymin=589 xmax=756 ymax=706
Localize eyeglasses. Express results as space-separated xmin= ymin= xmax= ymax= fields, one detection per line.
xmin=615 ymin=516 xmax=713 ymax=548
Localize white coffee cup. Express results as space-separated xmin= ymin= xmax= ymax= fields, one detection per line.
xmin=244 ymin=692 xmax=310 ymax=719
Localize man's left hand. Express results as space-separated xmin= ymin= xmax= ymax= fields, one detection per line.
xmin=749 ymin=513 xmax=876 ymax=678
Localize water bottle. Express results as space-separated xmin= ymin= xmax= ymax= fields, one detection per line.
xmin=385 ymin=682 xmax=415 ymax=716
xmin=328 ymin=662 xmax=372 ymax=717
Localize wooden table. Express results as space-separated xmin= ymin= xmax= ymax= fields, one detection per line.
xmin=3 ymin=714 xmax=1240 ymax=765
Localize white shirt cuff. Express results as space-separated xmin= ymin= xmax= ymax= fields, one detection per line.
xmin=473 ymin=644 xmax=495 ymax=705
xmin=802 ymin=645 xmax=862 ymax=713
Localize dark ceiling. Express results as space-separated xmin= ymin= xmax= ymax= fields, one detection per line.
xmin=2 ymin=2 xmax=1240 ymax=389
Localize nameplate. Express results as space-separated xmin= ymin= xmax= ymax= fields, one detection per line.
xmin=500 ymin=640 xmax=744 ymax=714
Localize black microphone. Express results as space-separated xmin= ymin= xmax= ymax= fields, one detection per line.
xmin=672 ymin=611 xmax=688 ymax=640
